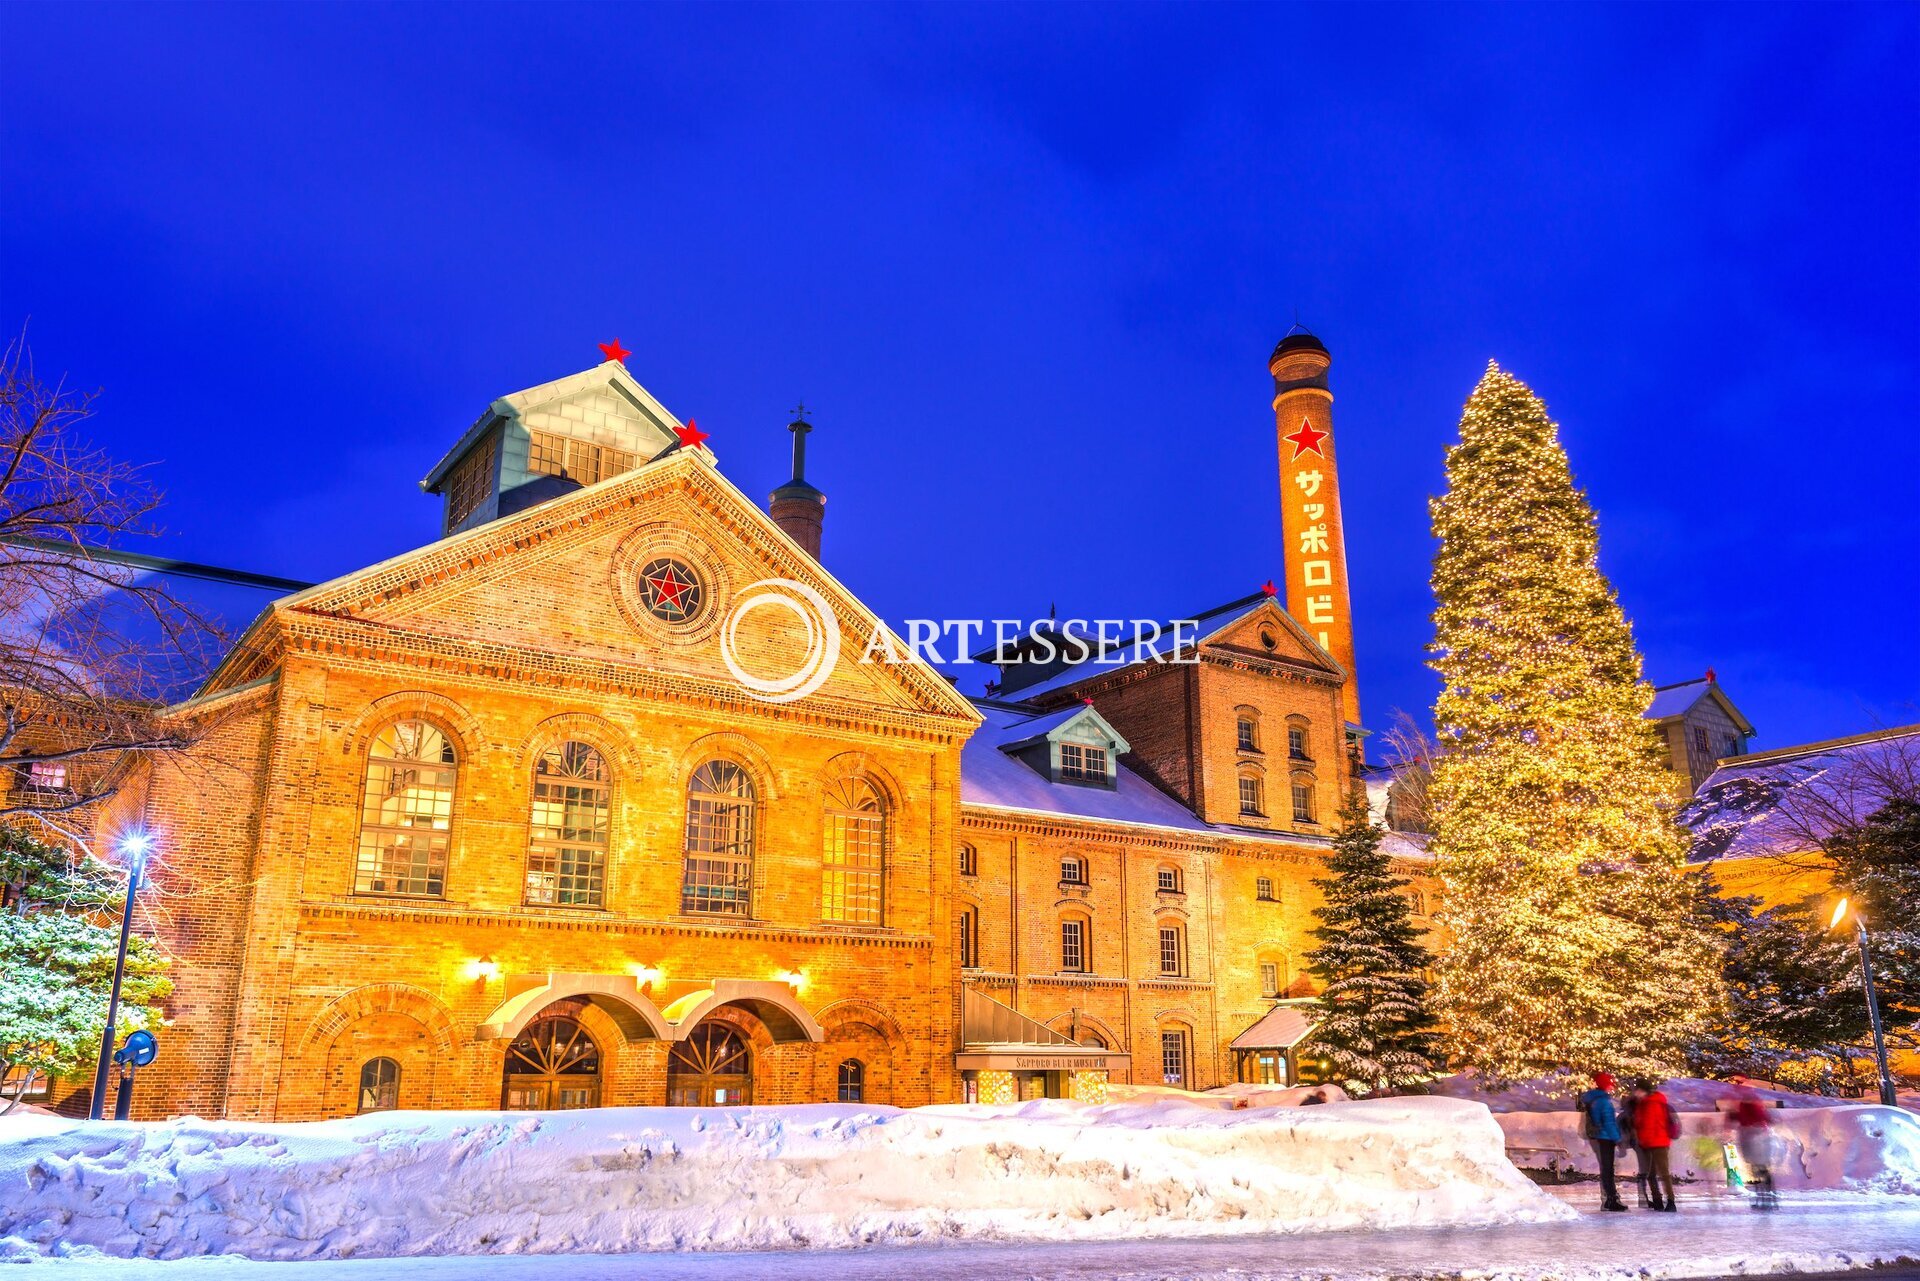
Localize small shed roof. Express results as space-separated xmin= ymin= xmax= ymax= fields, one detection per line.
xmin=1230 ymin=1005 xmax=1319 ymax=1051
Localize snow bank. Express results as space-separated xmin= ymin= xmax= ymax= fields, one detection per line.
xmin=1434 ymin=1070 xmax=1838 ymax=1113
xmin=0 ymin=1097 xmax=1571 ymax=1262
xmin=1496 ymin=1104 xmax=1920 ymax=1194
xmin=1106 ymin=1081 xmax=1350 ymax=1110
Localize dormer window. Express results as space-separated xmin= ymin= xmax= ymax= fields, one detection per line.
xmin=1059 ymin=742 xmax=1108 ymax=783
xmin=529 ymin=431 xmax=637 ymax=487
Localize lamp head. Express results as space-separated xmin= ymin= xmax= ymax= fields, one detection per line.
xmin=1829 ymin=897 xmax=1850 ymax=931
xmin=119 ymin=831 xmax=154 ymax=864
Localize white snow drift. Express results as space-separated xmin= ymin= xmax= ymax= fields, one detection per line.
xmin=0 ymin=1096 xmax=1571 ymax=1262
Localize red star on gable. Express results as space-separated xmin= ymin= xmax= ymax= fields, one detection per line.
xmin=646 ymin=564 xmax=692 ymax=606
xmin=673 ymin=419 xmax=710 ymax=451
xmin=1284 ymin=418 xmax=1328 ymax=460
xmin=598 ymin=338 xmax=631 ymax=364
xmin=1261 ymin=579 xmax=1278 ymax=597
xmin=1082 ymin=697 xmax=1095 ymax=707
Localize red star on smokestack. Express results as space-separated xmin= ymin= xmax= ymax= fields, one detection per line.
xmin=1283 ymin=418 xmax=1328 ymax=460
xmin=598 ymin=338 xmax=631 ymax=364
xmin=673 ymin=419 xmax=710 ymax=451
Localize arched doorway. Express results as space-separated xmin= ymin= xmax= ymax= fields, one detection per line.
xmin=668 ymin=1022 xmax=752 ymax=1106
xmin=502 ymin=1015 xmax=601 ymax=1110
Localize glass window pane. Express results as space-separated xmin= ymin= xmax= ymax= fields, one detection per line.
xmin=822 ymin=778 xmax=885 ymax=925
xmin=356 ymin=720 xmax=457 ymax=897
xmin=683 ymin=761 xmax=754 ymax=915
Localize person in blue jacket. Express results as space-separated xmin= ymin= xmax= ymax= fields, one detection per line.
xmin=1578 ymin=1071 xmax=1628 ymax=1211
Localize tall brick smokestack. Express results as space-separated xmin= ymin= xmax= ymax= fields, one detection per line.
xmin=769 ymin=411 xmax=825 ymax=560
xmin=1270 ymin=330 xmax=1360 ymax=728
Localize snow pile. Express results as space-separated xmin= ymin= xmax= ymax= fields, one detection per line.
xmin=0 ymin=1097 xmax=1570 ymax=1262
xmin=1496 ymin=1104 xmax=1920 ymax=1194
xmin=1105 ymin=1081 xmax=1350 ymax=1110
xmin=1433 ymin=1070 xmax=1836 ymax=1113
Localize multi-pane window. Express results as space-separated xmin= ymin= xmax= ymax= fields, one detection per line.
xmin=1158 ymin=924 xmax=1185 ymax=976
xmin=822 ymin=778 xmax=886 ymax=925
xmin=1061 ymin=918 xmax=1087 ymax=972
xmin=1693 ymin=726 xmax=1712 ymax=765
xmin=1288 ymin=725 xmax=1309 ymax=759
xmin=1292 ymin=781 xmax=1315 ymax=823
xmin=1239 ymin=773 xmax=1264 ymax=817
xmin=18 ymin=761 xmax=69 ymax=793
xmin=526 ymin=742 xmax=610 ymax=907
xmin=1156 ymin=866 xmax=1182 ymax=893
xmin=356 ymin=719 xmax=457 ymax=897
xmin=682 ymin=761 xmax=755 ymax=916
xmin=1255 ymin=876 xmax=1275 ymax=901
xmin=1160 ymin=1029 xmax=1188 ymax=1087
xmin=1061 ymin=856 xmax=1086 ymax=884
xmin=1237 ymin=717 xmax=1258 ymax=751
xmin=958 ymin=844 xmax=978 ymax=876
xmin=358 ymin=1057 xmax=400 ymax=1113
xmin=528 ymin=431 xmax=637 ymax=488
xmin=1059 ymin=742 xmax=1107 ymax=782
xmin=959 ymin=907 xmax=979 ymax=969
xmin=444 ymin=435 xmax=497 ymax=529
xmin=1259 ymin=961 xmax=1280 ymax=998
xmin=1723 ymin=733 xmax=1742 ymax=759
xmin=837 ymin=1059 xmax=865 ymax=1102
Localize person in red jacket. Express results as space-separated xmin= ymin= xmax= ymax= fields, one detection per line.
xmin=1635 ymin=1078 xmax=1682 ymax=1211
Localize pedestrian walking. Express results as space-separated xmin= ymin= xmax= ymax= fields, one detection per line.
xmin=1619 ymin=1082 xmax=1652 ymax=1207
xmin=1727 ymin=1077 xmax=1778 ymax=1211
xmin=1577 ymin=1071 xmax=1628 ymax=1212
xmin=1634 ymin=1078 xmax=1681 ymax=1211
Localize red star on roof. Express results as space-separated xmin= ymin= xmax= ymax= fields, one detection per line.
xmin=1082 ymin=697 xmax=1095 ymax=707
xmin=598 ymin=338 xmax=631 ymax=364
xmin=1261 ymin=579 xmax=1278 ymax=597
xmin=1284 ymin=418 xmax=1328 ymax=460
xmin=673 ymin=419 xmax=710 ymax=451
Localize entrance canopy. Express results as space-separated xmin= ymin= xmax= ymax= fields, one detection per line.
xmin=477 ymin=975 xmax=823 ymax=1045
xmin=956 ymin=988 xmax=1131 ymax=1072
xmin=661 ymin=980 xmax=825 ymax=1044
xmin=1230 ymin=1003 xmax=1318 ymax=1051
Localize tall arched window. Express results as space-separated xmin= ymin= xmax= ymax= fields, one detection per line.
xmin=1290 ymin=773 xmax=1317 ymax=823
xmin=1157 ymin=919 xmax=1187 ymax=977
xmin=527 ymin=741 xmax=611 ymax=907
xmin=358 ymin=1057 xmax=400 ymax=1112
xmin=1238 ymin=768 xmax=1266 ymax=819
xmin=356 ymin=719 xmax=457 ymax=897
xmin=822 ymin=777 xmax=886 ymax=925
xmin=683 ymin=760 xmax=755 ymax=916
xmin=1235 ymin=706 xmax=1261 ymax=753
xmin=837 ymin=1058 xmax=865 ymax=1103
xmin=1060 ymin=912 xmax=1091 ymax=973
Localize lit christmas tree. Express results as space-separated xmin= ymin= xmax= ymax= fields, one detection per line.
xmin=1427 ymin=362 xmax=1721 ymax=1084
xmin=1304 ymin=792 xmax=1441 ymax=1093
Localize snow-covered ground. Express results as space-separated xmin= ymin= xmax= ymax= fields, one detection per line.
xmin=17 ymin=1193 xmax=1920 ymax=1281
xmin=0 ymin=1097 xmax=1568 ymax=1263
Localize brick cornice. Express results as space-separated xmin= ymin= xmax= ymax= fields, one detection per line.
xmin=301 ymin=899 xmax=936 ymax=949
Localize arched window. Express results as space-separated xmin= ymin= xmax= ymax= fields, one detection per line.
xmin=1238 ymin=768 xmax=1266 ymax=818
xmin=1235 ymin=706 xmax=1261 ymax=753
xmin=822 ymin=777 xmax=886 ymax=925
xmin=503 ymin=1016 xmax=602 ymax=1110
xmin=358 ymin=1057 xmax=400 ymax=1113
xmin=1060 ymin=913 xmax=1091 ymax=973
xmin=356 ymin=719 xmax=457 ymax=897
xmin=958 ymin=843 xmax=978 ymax=876
xmin=1078 ymin=1029 xmax=1108 ymax=1050
xmin=959 ymin=904 xmax=980 ymax=969
xmin=1157 ymin=919 xmax=1186 ymax=977
xmin=527 ymin=741 xmax=610 ymax=907
xmin=683 ymin=761 xmax=755 ymax=916
xmin=837 ymin=1058 xmax=865 ymax=1103
xmin=1290 ymin=773 xmax=1316 ymax=823
xmin=1287 ymin=716 xmax=1313 ymax=762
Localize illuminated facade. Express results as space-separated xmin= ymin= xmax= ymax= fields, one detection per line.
xmin=61 ymin=337 xmax=1434 ymax=1120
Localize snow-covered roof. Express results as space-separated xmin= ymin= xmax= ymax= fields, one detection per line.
xmin=1645 ymin=677 xmax=1755 ymax=735
xmin=961 ymin=704 xmax=1214 ymax=832
xmin=1677 ymin=724 xmax=1920 ymax=863
xmin=1230 ymin=1003 xmax=1318 ymax=1050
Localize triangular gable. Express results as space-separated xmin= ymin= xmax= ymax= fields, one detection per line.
xmin=227 ymin=450 xmax=979 ymax=725
xmin=996 ymin=704 xmax=1132 ymax=756
xmin=1196 ymin=599 xmax=1345 ymax=681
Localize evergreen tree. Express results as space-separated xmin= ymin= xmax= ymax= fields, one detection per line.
xmin=1825 ymin=798 xmax=1920 ymax=1036
xmin=0 ymin=828 xmax=170 ymax=1108
xmin=1427 ymin=363 xmax=1721 ymax=1084
xmin=1303 ymin=792 xmax=1441 ymax=1093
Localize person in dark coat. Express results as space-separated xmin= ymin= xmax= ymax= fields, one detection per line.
xmin=1577 ymin=1071 xmax=1628 ymax=1212
xmin=1635 ymin=1078 xmax=1682 ymax=1211
xmin=1620 ymin=1082 xmax=1652 ymax=1207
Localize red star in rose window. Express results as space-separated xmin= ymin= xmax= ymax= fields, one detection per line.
xmin=646 ymin=564 xmax=692 ymax=607
xmin=1284 ymin=418 xmax=1328 ymax=460
xmin=599 ymin=338 xmax=631 ymax=364
xmin=674 ymin=419 xmax=710 ymax=451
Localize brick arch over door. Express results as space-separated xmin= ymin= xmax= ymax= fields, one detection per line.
xmin=816 ymin=999 xmax=907 ymax=1107
xmin=286 ymin=983 xmax=457 ymax=1119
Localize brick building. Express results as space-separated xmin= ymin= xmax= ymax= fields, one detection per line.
xmin=47 ymin=332 xmax=1435 ymax=1119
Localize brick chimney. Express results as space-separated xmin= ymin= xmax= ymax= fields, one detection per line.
xmin=769 ymin=410 xmax=825 ymax=560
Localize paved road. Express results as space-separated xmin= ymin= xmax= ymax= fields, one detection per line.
xmin=25 ymin=1195 xmax=1920 ymax=1281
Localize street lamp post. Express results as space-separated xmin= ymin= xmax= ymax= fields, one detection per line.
xmin=89 ymin=832 xmax=151 ymax=1121
xmin=1829 ymin=896 xmax=1898 ymax=1108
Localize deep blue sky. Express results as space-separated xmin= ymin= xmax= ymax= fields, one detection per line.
xmin=5 ymin=3 xmax=1916 ymax=749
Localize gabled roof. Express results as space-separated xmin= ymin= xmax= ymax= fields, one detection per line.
xmin=992 ymin=703 xmax=1130 ymax=755
xmin=962 ymin=703 xmax=1212 ymax=832
xmin=1677 ymin=723 xmax=1920 ymax=863
xmin=1646 ymin=676 xmax=1755 ymax=735
xmin=1001 ymin=593 xmax=1343 ymax=704
xmin=420 ymin=360 xmax=690 ymax=492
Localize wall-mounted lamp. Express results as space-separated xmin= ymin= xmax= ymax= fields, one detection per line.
xmin=632 ymin=964 xmax=663 ymax=988
xmin=471 ymin=956 xmax=501 ymax=982
xmin=775 ymin=968 xmax=806 ymax=992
